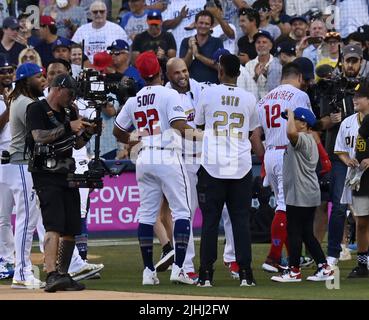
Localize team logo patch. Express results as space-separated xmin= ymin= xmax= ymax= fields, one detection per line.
xmin=173 ymin=105 xmax=184 ymax=112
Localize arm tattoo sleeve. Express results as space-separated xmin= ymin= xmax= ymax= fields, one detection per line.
xmin=32 ymin=125 xmax=66 ymax=144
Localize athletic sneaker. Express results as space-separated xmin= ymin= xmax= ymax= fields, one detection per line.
xmin=155 ymin=249 xmax=174 ymax=272
xmin=239 ymin=269 xmax=256 ymax=287
xmin=306 ymin=264 xmax=334 ymax=281
xmin=69 ymin=263 xmax=104 ymax=281
xmin=197 ymin=269 xmax=213 ymax=288
xmin=300 ymin=256 xmax=314 ymax=268
xmin=224 ymin=261 xmax=239 ymax=279
xmin=170 ymin=264 xmax=195 ymax=285
xmin=347 ymin=265 xmax=369 ymax=278
xmin=187 ymin=272 xmax=199 ymax=283
xmin=326 ymin=256 xmax=338 ymax=268
xmin=142 ymin=267 xmax=160 ymax=285
xmin=0 ymin=264 xmax=14 ymax=280
xmin=44 ymin=272 xmax=85 ymax=292
xmin=11 ymin=276 xmax=46 ymax=289
xmin=271 ymin=267 xmax=302 ymax=283
xmin=262 ymin=258 xmax=286 ymax=273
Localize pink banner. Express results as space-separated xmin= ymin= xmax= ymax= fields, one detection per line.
xmin=88 ymin=172 xmax=203 ymax=232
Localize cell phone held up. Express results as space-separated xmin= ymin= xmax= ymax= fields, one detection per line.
xmin=307 ymin=36 xmax=323 ymax=45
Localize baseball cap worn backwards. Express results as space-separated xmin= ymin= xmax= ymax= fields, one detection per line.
xmin=281 ymin=107 xmax=317 ymax=128
xmin=16 ymin=63 xmax=43 ymax=81
xmin=136 ymin=51 xmax=160 ymax=79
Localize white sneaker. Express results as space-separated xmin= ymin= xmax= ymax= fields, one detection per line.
xmin=170 ymin=264 xmax=195 ymax=285
xmin=326 ymin=256 xmax=338 ymax=267
xmin=142 ymin=267 xmax=159 ymax=285
xmin=11 ymin=276 xmax=45 ymax=289
xmin=271 ymin=268 xmax=302 ymax=283
xmin=69 ymin=263 xmax=104 ymax=281
xmin=339 ymin=245 xmax=352 ymax=261
xmin=306 ymin=264 xmax=334 ymax=281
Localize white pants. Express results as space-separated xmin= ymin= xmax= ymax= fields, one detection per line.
xmin=1 ymin=164 xmax=41 ymax=281
xmin=136 ymin=149 xmax=191 ymax=225
xmin=264 ymin=149 xmax=286 ymax=212
xmin=222 ymin=205 xmax=236 ymax=263
xmin=0 ymin=164 xmax=15 ymax=264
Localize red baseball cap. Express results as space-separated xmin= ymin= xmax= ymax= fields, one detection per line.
xmin=136 ymin=51 xmax=160 ymax=79
xmin=40 ymin=15 xmax=56 ymax=26
xmin=91 ymin=51 xmax=112 ymax=71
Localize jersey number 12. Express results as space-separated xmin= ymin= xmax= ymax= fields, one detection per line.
xmin=264 ymin=104 xmax=281 ymax=128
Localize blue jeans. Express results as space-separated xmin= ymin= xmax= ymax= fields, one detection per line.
xmin=327 ymin=160 xmax=348 ymax=258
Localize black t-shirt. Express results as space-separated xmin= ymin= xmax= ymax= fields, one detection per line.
xmin=132 ymin=30 xmax=177 ymax=54
xmin=26 ymin=99 xmax=78 ymax=186
xmin=353 ymin=132 xmax=369 ymax=196
xmin=0 ymin=41 xmax=26 ymax=66
xmin=237 ymin=35 xmax=257 ymax=60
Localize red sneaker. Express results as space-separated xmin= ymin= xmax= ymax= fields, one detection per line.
xmin=224 ymin=261 xmax=239 ymax=279
xmin=186 ymin=272 xmax=199 ymax=283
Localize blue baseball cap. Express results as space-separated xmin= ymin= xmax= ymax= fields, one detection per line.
xmin=289 ymin=15 xmax=308 ymax=25
xmin=276 ymin=41 xmax=296 ymax=56
xmin=107 ymin=39 xmax=130 ymax=52
xmin=52 ymin=38 xmax=73 ymax=51
xmin=3 ymin=16 xmax=19 ymax=29
xmin=147 ymin=9 xmax=162 ymax=24
xmin=281 ymin=107 xmax=317 ymax=127
xmin=253 ymin=30 xmax=274 ymax=43
xmin=16 ymin=63 xmax=43 ymax=81
xmin=212 ymin=48 xmax=231 ymax=63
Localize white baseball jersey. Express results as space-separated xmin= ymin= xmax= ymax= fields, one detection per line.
xmin=257 ymin=84 xmax=312 ymax=148
xmin=334 ymin=113 xmax=361 ymax=159
xmin=195 ymin=84 xmax=259 ymax=179
xmin=115 ymin=85 xmax=187 ymax=150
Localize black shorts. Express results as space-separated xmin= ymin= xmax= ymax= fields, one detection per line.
xmin=35 ymin=185 xmax=81 ymax=236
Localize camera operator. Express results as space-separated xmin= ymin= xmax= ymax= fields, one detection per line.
xmin=26 ymin=74 xmax=97 ymax=292
xmin=319 ymin=44 xmax=365 ymax=267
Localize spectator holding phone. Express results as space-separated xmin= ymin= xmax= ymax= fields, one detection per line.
xmin=297 ymin=19 xmax=327 ymax=67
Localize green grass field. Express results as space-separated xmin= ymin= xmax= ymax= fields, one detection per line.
xmin=48 ymin=240 xmax=369 ymax=299
xmin=1 ymin=239 xmax=367 ymax=299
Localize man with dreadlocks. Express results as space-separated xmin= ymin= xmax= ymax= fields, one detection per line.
xmin=5 ymin=63 xmax=45 ymax=289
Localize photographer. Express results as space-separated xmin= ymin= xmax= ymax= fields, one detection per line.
xmin=319 ymin=44 xmax=364 ymax=267
xmin=26 ymin=74 xmax=97 ymax=292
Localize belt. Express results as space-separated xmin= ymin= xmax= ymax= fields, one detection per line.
xmin=267 ymin=145 xmax=287 ymax=150
xmin=138 ymin=146 xmax=176 ymax=154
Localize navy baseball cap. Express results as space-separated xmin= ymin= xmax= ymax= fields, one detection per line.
xmin=147 ymin=9 xmax=162 ymax=25
xmin=294 ymin=57 xmax=314 ymax=81
xmin=358 ymin=25 xmax=369 ymax=41
xmin=52 ymin=38 xmax=73 ymax=51
xmin=212 ymin=48 xmax=231 ymax=63
xmin=281 ymin=107 xmax=317 ymax=127
xmin=3 ymin=16 xmax=19 ymax=29
xmin=253 ymin=30 xmax=274 ymax=43
xmin=289 ymin=15 xmax=308 ymax=25
xmin=107 ymin=40 xmax=130 ymax=52
xmin=16 ymin=63 xmax=43 ymax=81
xmin=276 ymin=41 xmax=296 ymax=56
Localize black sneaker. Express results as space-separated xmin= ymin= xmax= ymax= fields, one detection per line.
xmin=347 ymin=265 xmax=369 ymax=278
xmin=44 ymin=271 xmax=70 ymax=293
xmin=154 ymin=249 xmax=175 ymax=272
xmin=197 ymin=269 xmax=213 ymax=287
xmin=62 ymin=274 xmax=86 ymax=291
xmin=239 ymin=269 xmax=256 ymax=286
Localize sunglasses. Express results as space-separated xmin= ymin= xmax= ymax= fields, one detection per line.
xmin=110 ymin=51 xmax=128 ymax=56
xmin=23 ymin=55 xmax=35 ymax=60
xmin=0 ymin=68 xmax=14 ymax=75
xmin=92 ymin=10 xmax=106 ymax=15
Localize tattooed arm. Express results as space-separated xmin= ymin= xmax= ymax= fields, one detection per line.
xmin=31 ymin=124 xmax=67 ymax=144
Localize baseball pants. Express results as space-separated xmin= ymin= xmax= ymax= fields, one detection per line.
xmin=0 ymin=164 xmax=15 ymax=265
xmin=1 ymin=164 xmax=41 ymax=281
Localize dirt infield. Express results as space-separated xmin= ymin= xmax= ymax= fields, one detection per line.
xmin=0 ymin=286 xmax=248 ymax=300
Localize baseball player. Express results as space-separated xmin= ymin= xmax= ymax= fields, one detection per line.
xmin=114 ymin=51 xmax=201 ymax=285
xmin=6 ymin=63 xmax=44 ymax=289
xmin=0 ymin=55 xmax=15 ymax=280
xmin=334 ymin=81 xmax=369 ymax=278
xmin=254 ymin=61 xmax=312 ymax=273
